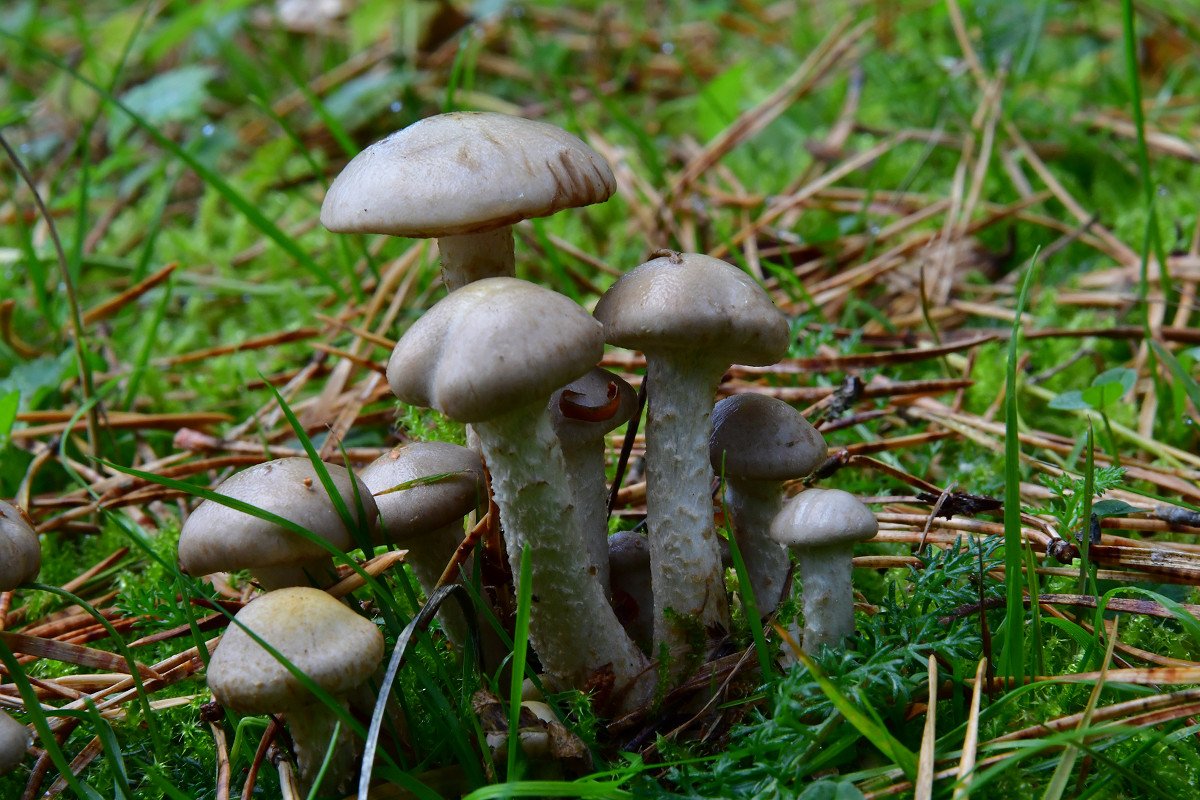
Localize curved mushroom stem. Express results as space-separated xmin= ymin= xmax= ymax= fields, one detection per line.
xmin=474 ymin=404 xmax=652 ymax=710
xmin=642 ymin=356 xmax=730 ymax=673
xmin=402 ymin=524 xmax=471 ymax=644
xmin=437 ymin=227 xmax=515 ymax=291
xmin=252 ymin=560 xmax=338 ymax=592
xmin=559 ymin=439 xmax=612 ymax=595
xmin=723 ymin=478 xmax=790 ymax=615
xmin=796 ymin=544 xmax=855 ymax=652
xmin=287 ymin=699 xmax=356 ymax=795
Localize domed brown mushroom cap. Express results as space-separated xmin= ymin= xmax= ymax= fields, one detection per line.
xmin=549 ymin=368 xmax=638 ymax=447
xmin=360 ymin=442 xmax=485 ymax=544
xmin=0 ymin=709 xmax=30 ymax=774
xmin=207 ymin=587 xmax=383 ymax=713
xmin=178 ymin=458 xmax=379 ymax=577
xmin=770 ymin=488 xmax=878 ymax=549
xmin=710 ymin=394 xmax=827 ymax=481
xmin=320 ymin=112 xmax=616 ymax=238
xmin=593 ymin=252 xmax=788 ymax=366
xmin=0 ymin=500 xmax=40 ymax=592
xmin=387 ymin=277 xmax=604 ymax=422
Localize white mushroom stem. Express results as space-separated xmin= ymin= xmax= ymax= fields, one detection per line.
xmin=286 ymin=699 xmax=356 ymax=794
xmin=437 ymin=227 xmax=515 ymax=291
xmin=402 ymin=525 xmax=471 ymax=644
xmin=559 ymin=437 xmax=612 ymax=595
xmin=473 ymin=404 xmax=651 ymax=707
xmin=795 ymin=544 xmax=855 ymax=653
xmin=642 ymin=356 xmax=730 ymax=666
xmin=723 ymin=478 xmax=791 ymax=615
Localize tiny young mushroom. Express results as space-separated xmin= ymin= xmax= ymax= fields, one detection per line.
xmin=709 ymin=393 xmax=827 ymax=615
xmin=320 ymin=112 xmax=615 ymax=292
xmin=769 ymin=488 xmax=879 ymax=654
xmin=593 ymin=251 xmax=788 ymax=674
xmin=0 ymin=709 xmax=31 ymax=774
xmin=178 ymin=458 xmax=379 ymax=591
xmin=206 ymin=587 xmax=383 ymax=794
xmin=386 ymin=277 xmax=651 ymax=709
xmin=0 ymin=500 xmax=40 ymax=592
xmin=548 ymin=368 xmax=638 ymax=596
xmin=359 ymin=441 xmax=485 ymax=644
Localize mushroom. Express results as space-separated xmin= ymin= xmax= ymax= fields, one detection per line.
xmin=709 ymin=394 xmax=827 ymax=614
xmin=359 ymin=441 xmax=485 ymax=643
xmin=548 ymin=368 xmax=637 ymax=596
xmin=206 ymin=587 xmax=384 ymax=793
xmin=769 ymin=488 xmax=878 ymax=653
xmin=607 ymin=531 xmax=653 ymax=653
xmin=0 ymin=500 xmax=39 ymax=592
xmin=320 ymin=112 xmax=615 ymax=292
xmin=0 ymin=709 xmax=30 ymax=774
xmin=386 ymin=277 xmax=650 ymax=707
xmin=178 ymin=458 xmax=379 ymax=591
xmin=593 ymin=251 xmax=788 ymax=671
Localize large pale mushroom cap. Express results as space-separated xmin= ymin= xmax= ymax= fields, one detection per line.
xmin=359 ymin=442 xmax=485 ymax=544
xmin=178 ymin=458 xmax=379 ymax=577
xmin=320 ymin=112 xmax=616 ymax=238
xmin=207 ymin=587 xmax=384 ymax=713
xmin=593 ymin=252 xmax=788 ymax=366
xmin=770 ymin=488 xmax=878 ymax=549
xmin=710 ymin=394 xmax=827 ymax=481
xmin=0 ymin=500 xmax=40 ymax=591
xmin=386 ymin=277 xmax=604 ymax=422
xmin=0 ymin=709 xmax=30 ymax=774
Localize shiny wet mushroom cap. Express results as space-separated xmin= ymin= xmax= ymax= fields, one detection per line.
xmin=0 ymin=499 xmax=40 ymax=592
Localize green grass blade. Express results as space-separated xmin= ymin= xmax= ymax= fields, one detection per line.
xmin=508 ymin=546 xmax=534 ymax=782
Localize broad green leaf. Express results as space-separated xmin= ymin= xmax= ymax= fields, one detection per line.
xmin=110 ymin=65 xmax=215 ymax=144
xmin=1091 ymin=499 xmax=1143 ymax=518
xmin=1048 ymin=389 xmax=1090 ymax=411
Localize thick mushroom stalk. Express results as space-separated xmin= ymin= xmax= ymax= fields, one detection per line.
xmin=386 ymin=278 xmax=651 ymax=708
xmin=320 ymin=112 xmax=615 ymax=292
xmin=206 ymin=588 xmax=383 ymax=794
xmin=770 ymin=488 xmax=878 ymax=654
xmin=549 ymin=368 xmax=637 ymax=596
xmin=710 ymin=394 xmax=827 ymax=615
xmin=594 ymin=252 xmax=788 ymax=673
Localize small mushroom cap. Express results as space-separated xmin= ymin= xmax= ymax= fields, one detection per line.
xmin=178 ymin=458 xmax=379 ymax=577
xmin=0 ymin=500 xmax=40 ymax=592
xmin=710 ymin=394 xmax=827 ymax=481
xmin=0 ymin=709 xmax=31 ymax=774
xmin=607 ymin=530 xmax=650 ymax=573
xmin=360 ymin=441 xmax=485 ymax=544
xmin=593 ymin=252 xmax=788 ymax=366
xmin=320 ymin=112 xmax=616 ymax=238
xmin=207 ymin=587 xmax=384 ymax=713
xmin=548 ymin=368 xmax=638 ymax=447
xmin=770 ymin=488 xmax=878 ymax=549
xmin=387 ymin=277 xmax=604 ymax=422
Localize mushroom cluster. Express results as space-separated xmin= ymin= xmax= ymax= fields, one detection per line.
xmin=171 ymin=110 xmax=880 ymax=790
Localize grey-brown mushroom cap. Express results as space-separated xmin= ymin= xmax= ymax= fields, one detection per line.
xmin=770 ymin=488 xmax=879 ymax=549
xmin=548 ymin=368 xmax=638 ymax=447
xmin=320 ymin=112 xmax=616 ymax=238
xmin=710 ymin=394 xmax=827 ymax=481
xmin=0 ymin=709 xmax=31 ymax=773
xmin=607 ymin=530 xmax=649 ymax=571
xmin=360 ymin=442 xmax=485 ymax=544
xmin=593 ymin=252 xmax=789 ymax=366
xmin=386 ymin=277 xmax=605 ymax=422
xmin=177 ymin=458 xmax=380 ymax=577
xmin=207 ymin=587 xmax=384 ymax=713
xmin=0 ymin=499 xmax=40 ymax=592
